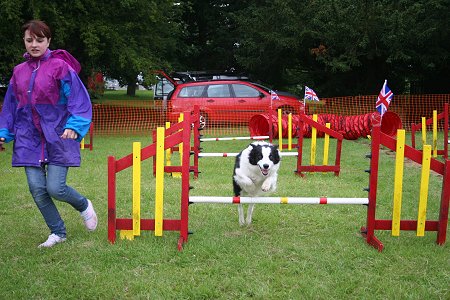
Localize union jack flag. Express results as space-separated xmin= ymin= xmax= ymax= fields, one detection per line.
xmin=376 ymin=80 xmax=394 ymax=116
xmin=304 ymin=86 xmax=319 ymax=101
xmin=270 ymin=90 xmax=280 ymax=101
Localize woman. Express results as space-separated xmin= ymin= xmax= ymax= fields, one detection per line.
xmin=0 ymin=20 xmax=97 ymax=248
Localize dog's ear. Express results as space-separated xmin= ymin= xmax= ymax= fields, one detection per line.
xmin=271 ymin=145 xmax=281 ymax=163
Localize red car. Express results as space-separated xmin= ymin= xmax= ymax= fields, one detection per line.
xmin=165 ymin=78 xmax=304 ymax=128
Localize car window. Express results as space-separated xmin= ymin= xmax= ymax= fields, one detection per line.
xmin=155 ymin=79 xmax=174 ymax=96
xmin=206 ymin=84 xmax=231 ymax=97
xmin=178 ymin=85 xmax=206 ymax=97
xmin=232 ymin=84 xmax=261 ymax=97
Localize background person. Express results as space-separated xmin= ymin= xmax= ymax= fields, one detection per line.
xmin=0 ymin=20 xmax=97 ymax=248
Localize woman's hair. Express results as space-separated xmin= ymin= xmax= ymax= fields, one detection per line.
xmin=22 ymin=20 xmax=51 ymax=39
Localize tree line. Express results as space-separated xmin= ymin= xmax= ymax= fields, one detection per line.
xmin=0 ymin=0 xmax=449 ymax=97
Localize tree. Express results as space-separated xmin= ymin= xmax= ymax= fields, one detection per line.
xmin=232 ymin=0 xmax=450 ymax=96
xmin=0 ymin=0 xmax=184 ymax=96
xmin=1 ymin=0 xmax=449 ymax=97
xmin=233 ymin=0 xmax=312 ymax=93
xmin=176 ymin=0 xmax=245 ymax=72
xmin=0 ymin=0 xmax=28 ymax=84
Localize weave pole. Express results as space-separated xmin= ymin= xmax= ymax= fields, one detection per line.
xmin=189 ymin=196 xmax=368 ymax=205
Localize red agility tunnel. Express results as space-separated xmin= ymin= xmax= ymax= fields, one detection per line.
xmin=249 ymin=111 xmax=402 ymax=140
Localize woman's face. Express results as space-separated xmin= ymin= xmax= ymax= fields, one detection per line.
xmin=24 ymin=29 xmax=50 ymax=58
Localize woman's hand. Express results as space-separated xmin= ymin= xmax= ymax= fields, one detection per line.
xmin=60 ymin=129 xmax=78 ymax=140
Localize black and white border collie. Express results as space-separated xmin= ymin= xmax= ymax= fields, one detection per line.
xmin=233 ymin=141 xmax=281 ymax=225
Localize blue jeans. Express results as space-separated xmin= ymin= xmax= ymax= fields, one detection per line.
xmin=25 ymin=165 xmax=88 ymax=238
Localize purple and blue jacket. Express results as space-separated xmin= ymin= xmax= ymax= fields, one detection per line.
xmin=0 ymin=49 xmax=92 ymax=167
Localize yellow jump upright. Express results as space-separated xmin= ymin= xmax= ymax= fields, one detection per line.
xmin=120 ymin=141 xmax=142 ymax=240
xmin=417 ymin=145 xmax=432 ymax=236
xmin=310 ymin=114 xmax=318 ymax=165
xmin=155 ymin=127 xmax=165 ymax=236
xmin=278 ymin=109 xmax=283 ymax=151
xmin=132 ymin=142 xmax=141 ymax=236
xmin=165 ymin=122 xmax=172 ymax=167
xmin=392 ymin=129 xmax=406 ymax=236
xmin=322 ymin=123 xmax=331 ymax=166
xmin=172 ymin=114 xmax=184 ymax=178
xmin=433 ymin=110 xmax=437 ymax=157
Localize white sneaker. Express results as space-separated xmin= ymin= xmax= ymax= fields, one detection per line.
xmin=80 ymin=199 xmax=98 ymax=231
xmin=38 ymin=234 xmax=66 ymax=248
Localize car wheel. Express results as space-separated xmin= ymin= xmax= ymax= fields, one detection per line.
xmin=199 ymin=112 xmax=208 ymax=129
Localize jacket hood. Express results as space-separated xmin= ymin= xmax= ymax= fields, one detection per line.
xmin=23 ymin=49 xmax=81 ymax=74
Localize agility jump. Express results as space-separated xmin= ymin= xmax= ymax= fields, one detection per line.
xmin=191 ymin=108 xmax=344 ymax=178
xmin=107 ymin=112 xmax=193 ymax=249
xmin=361 ymin=113 xmax=449 ymax=251
xmin=107 ymin=110 xmax=449 ymax=252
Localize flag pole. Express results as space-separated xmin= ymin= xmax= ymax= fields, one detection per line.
xmin=303 ymin=86 xmax=306 ymax=114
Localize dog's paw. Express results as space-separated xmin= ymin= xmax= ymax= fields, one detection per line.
xmin=261 ymin=182 xmax=271 ymax=192
xmin=241 ymin=178 xmax=254 ymax=186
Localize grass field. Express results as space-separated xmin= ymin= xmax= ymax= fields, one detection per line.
xmin=94 ymin=89 xmax=154 ymax=102
xmin=0 ymin=133 xmax=448 ymax=299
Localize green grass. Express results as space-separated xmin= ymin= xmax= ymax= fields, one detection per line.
xmin=93 ymin=89 xmax=154 ymax=102
xmin=0 ymin=134 xmax=448 ymax=299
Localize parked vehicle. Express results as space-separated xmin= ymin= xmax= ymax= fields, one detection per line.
xmin=153 ymin=70 xmax=249 ymax=101
xmin=163 ymin=75 xmax=303 ymax=128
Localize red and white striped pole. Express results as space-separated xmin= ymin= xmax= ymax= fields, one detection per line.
xmin=189 ymin=196 xmax=368 ymax=205
xmin=198 ymin=152 xmax=299 ymax=157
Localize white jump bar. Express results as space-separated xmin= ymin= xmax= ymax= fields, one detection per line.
xmin=189 ymin=196 xmax=369 ymax=205
xmin=198 ymin=152 xmax=298 ymax=157
xmin=200 ymin=136 xmax=269 ymax=142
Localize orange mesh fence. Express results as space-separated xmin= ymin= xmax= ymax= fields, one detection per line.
xmin=92 ymin=94 xmax=449 ymax=137
xmin=1 ymin=94 xmax=448 ymax=136
xmin=306 ymin=94 xmax=450 ymax=131
xmin=92 ymin=102 xmax=166 ymax=135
